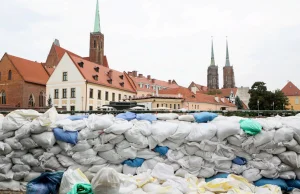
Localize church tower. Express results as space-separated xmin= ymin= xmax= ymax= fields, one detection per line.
xmin=89 ymin=0 xmax=104 ymax=66
xmin=207 ymin=38 xmax=219 ymax=89
xmin=223 ymin=38 xmax=236 ymax=88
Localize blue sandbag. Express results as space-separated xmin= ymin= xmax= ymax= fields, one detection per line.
xmin=136 ymin=114 xmax=157 ymax=123
xmin=232 ymin=156 xmax=247 ymax=165
xmin=193 ymin=112 xmax=218 ymax=123
xmin=205 ymin=173 xmax=229 ymax=182
xmin=27 ymin=171 xmax=64 ymax=194
xmin=122 ymin=158 xmax=145 ymax=167
xmin=286 ymin=179 xmax=300 ymax=189
xmin=254 ymin=178 xmax=292 ymax=191
xmin=153 ymin=146 xmax=169 ymax=156
xmin=53 ymin=128 xmax=78 ymax=145
xmin=116 ymin=112 xmax=136 ymax=121
xmin=67 ymin=115 xmax=88 ymax=121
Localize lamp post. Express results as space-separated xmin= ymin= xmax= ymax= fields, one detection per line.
xmin=273 ymin=102 xmax=275 ymax=111
xmin=257 ymin=100 xmax=260 ymax=116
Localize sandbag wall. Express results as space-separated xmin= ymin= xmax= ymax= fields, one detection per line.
xmin=0 ymin=108 xmax=300 ymax=191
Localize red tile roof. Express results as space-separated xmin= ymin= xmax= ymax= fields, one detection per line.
xmin=68 ymin=54 xmax=136 ymax=93
xmin=218 ymin=88 xmax=238 ymax=97
xmin=6 ymin=54 xmax=49 ymax=85
xmin=281 ymin=81 xmax=300 ymax=96
xmin=54 ymin=45 xmax=81 ymax=61
xmin=188 ymin=82 xmax=208 ymax=93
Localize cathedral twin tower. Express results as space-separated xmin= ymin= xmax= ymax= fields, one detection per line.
xmin=207 ymin=38 xmax=235 ymax=89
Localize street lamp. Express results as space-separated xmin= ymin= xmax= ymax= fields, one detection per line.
xmin=257 ymin=100 xmax=260 ymax=116
xmin=272 ymin=102 xmax=275 ymax=111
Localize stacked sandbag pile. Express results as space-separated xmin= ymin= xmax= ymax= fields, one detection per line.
xmin=1 ymin=108 xmax=300 ymax=192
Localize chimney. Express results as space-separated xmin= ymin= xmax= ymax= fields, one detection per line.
xmin=138 ymin=73 xmax=143 ymax=78
xmin=147 ymin=75 xmax=151 ymax=80
xmin=132 ymin=70 xmax=138 ymax=77
xmin=108 ymin=70 xmax=113 ymax=78
xmin=152 ymin=79 xmax=155 ymax=83
xmin=127 ymin=71 xmax=133 ymax=76
xmin=168 ymin=80 xmax=171 ymax=84
xmin=172 ymin=80 xmax=176 ymax=84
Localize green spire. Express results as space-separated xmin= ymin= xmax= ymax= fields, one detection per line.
xmin=210 ymin=37 xmax=215 ymax=66
xmin=93 ymin=0 xmax=101 ymax=33
xmin=225 ymin=37 xmax=230 ymax=66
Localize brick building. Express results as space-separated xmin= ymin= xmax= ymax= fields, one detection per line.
xmin=0 ymin=53 xmax=49 ymax=108
xmin=223 ymin=39 xmax=236 ymax=88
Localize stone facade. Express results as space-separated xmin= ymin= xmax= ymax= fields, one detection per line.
xmin=207 ymin=65 xmax=219 ymax=89
xmin=223 ymin=66 xmax=235 ymax=88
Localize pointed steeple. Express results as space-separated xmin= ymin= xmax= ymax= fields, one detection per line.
xmin=93 ymin=0 xmax=101 ymax=33
xmin=210 ymin=37 xmax=215 ymax=66
xmin=225 ymin=37 xmax=230 ymax=66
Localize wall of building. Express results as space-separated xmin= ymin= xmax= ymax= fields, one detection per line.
xmin=132 ymin=98 xmax=183 ymax=110
xmin=236 ymin=87 xmax=250 ymax=108
xmin=23 ymin=82 xmax=46 ymax=108
xmin=183 ymin=101 xmax=237 ymax=111
xmin=286 ymin=96 xmax=300 ymax=110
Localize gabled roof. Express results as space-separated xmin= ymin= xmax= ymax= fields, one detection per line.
xmin=218 ymin=88 xmax=237 ymax=97
xmin=68 ymin=54 xmax=136 ymax=93
xmin=53 ymin=44 xmax=81 ymax=61
xmin=188 ymin=82 xmax=208 ymax=93
xmin=6 ymin=54 xmax=49 ymax=85
xmin=281 ymin=81 xmax=300 ymax=96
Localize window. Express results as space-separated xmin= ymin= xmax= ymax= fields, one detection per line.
xmin=296 ymin=97 xmax=299 ymax=105
xmin=124 ymin=95 xmax=127 ymax=100
xmin=105 ymin=91 xmax=109 ymax=101
xmin=89 ymin=89 xmax=93 ymax=98
xmin=0 ymin=91 xmax=6 ymax=104
xmin=62 ymin=89 xmax=67 ymax=98
xmin=8 ymin=70 xmax=12 ymax=80
xmin=62 ymin=72 xmax=68 ymax=81
xmin=28 ymin=94 xmax=35 ymax=107
xmin=129 ymin=96 xmax=131 ymax=100
xmin=170 ymin=104 xmax=172 ymax=108
xmin=174 ymin=104 xmax=176 ymax=109
xmin=71 ymin=88 xmax=76 ymax=98
xmin=39 ymin=91 xmax=45 ymax=107
xmin=70 ymin=106 xmax=75 ymax=111
xmin=112 ymin=93 xmax=115 ymax=101
xmin=54 ymin=89 xmax=59 ymax=99
xmin=139 ymin=83 xmax=143 ymax=88
xmin=98 ymin=90 xmax=101 ymax=100
xmin=157 ymin=104 xmax=159 ymax=108
xmin=178 ymin=104 xmax=180 ymax=109
xmin=118 ymin=94 xmax=121 ymax=101
xmin=94 ymin=40 xmax=97 ymax=48
xmin=89 ymin=106 xmax=93 ymax=111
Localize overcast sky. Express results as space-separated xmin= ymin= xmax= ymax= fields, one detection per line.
xmin=1 ymin=0 xmax=300 ymax=91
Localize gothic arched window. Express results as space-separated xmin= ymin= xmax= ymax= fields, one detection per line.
xmin=8 ymin=70 xmax=12 ymax=80
xmin=0 ymin=90 xmax=6 ymax=104
xmin=28 ymin=94 xmax=35 ymax=107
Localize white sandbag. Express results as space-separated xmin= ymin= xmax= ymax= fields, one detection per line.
xmin=24 ymin=172 xmax=42 ymax=182
xmin=137 ymin=157 xmax=165 ymax=173
xmin=296 ymin=169 xmax=300 ymax=179
xmin=99 ymin=133 xmax=117 ymax=144
xmin=159 ymin=140 xmax=183 ymax=150
xmin=252 ymin=152 xmax=273 ymax=160
xmin=194 ymin=150 xmax=214 ymax=162
xmin=124 ymin=123 xmax=148 ymax=147
xmin=242 ymin=168 xmax=262 ymax=182
xmin=72 ymin=140 xmax=91 ymax=152
xmin=12 ymin=164 xmax=30 ymax=172
xmin=31 ymin=166 xmax=45 ymax=172
xmin=178 ymin=156 xmax=203 ymax=171
xmin=30 ymin=119 xmax=50 ymax=134
xmin=231 ymin=164 xmax=248 ymax=174
xmin=178 ymin=115 xmax=195 ymax=122
xmin=14 ymin=123 xmax=31 ymax=139
xmin=156 ymin=113 xmax=179 ymax=120
xmin=274 ymin=127 xmax=294 ymax=143
xmin=168 ymin=122 xmax=193 ymax=141
xmin=84 ymin=171 xmax=96 ymax=181
xmin=98 ymin=149 xmax=122 ymax=163
xmin=31 ymin=132 xmax=55 ymax=148
xmin=0 ymin=156 xmax=11 ymax=164
xmin=186 ymin=123 xmax=217 ymax=142
xmin=227 ymin=133 xmax=247 ymax=147
xmin=214 ymin=160 xmax=232 ymax=171
xmin=109 ymin=135 xmax=125 ymax=144
xmin=29 ymin=149 xmax=44 ymax=158
xmin=0 ymin=180 xmax=20 ymax=190
xmin=279 ymin=171 xmax=296 ymax=179
xmin=197 ymin=141 xmax=217 ymax=152
xmin=12 ymin=158 xmax=23 ymax=165
xmin=78 ymin=128 xmax=101 ymax=140
xmin=198 ymin=168 xmax=215 ymax=178
xmin=2 ymin=109 xmax=40 ymax=132
xmin=47 ymin=145 xmax=62 ymax=154
xmin=0 ymin=142 xmax=12 ymax=155
xmin=88 ymin=164 xmax=108 ymax=173
xmin=284 ymin=139 xmax=300 ymax=153
xmin=266 ymin=146 xmax=286 ymax=155
xmin=104 ymin=119 xmax=133 ymax=135
xmin=175 ymin=168 xmax=189 ymax=178
xmin=20 ymin=138 xmax=38 ymax=149
xmin=57 ymin=154 xmax=78 ymax=167
xmin=260 ymin=168 xmax=279 ymax=178
xmin=94 ymin=143 xmax=114 ymax=152
xmin=42 ymin=156 xmax=64 ymax=171
xmin=4 ymin=137 xmax=24 ymax=150
xmin=136 ymin=149 xmax=159 ymax=159
xmin=116 ymin=146 xmax=137 ymax=159
xmin=21 ymin=154 xmax=39 ymax=167
xmin=108 ymin=164 xmax=123 ymax=173
xmin=253 ymin=130 xmax=275 ymax=148
xmin=85 ymin=114 xmax=114 ymax=131
xmin=13 ymin=171 xmax=29 ymax=181
xmin=91 ymin=167 xmax=121 ymax=194
xmin=278 ymin=163 xmax=293 ymax=172
xmin=150 ymin=121 xmax=178 ymax=147
xmin=248 ymin=160 xmax=273 ymax=170
xmin=87 ymin=137 xmax=101 ymax=146
xmin=212 ymin=120 xmax=241 ymax=141
xmin=255 ymin=118 xmax=282 ymax=131
xmin=123 ymin=164 xmax=137 ymax=175
xmin=278 ymin=151 xmax=300 ymax=168
xmin=167 ymin=150 xmax=185 ymax=163
xmin=59 ymin=168 xmax=90 ymax=194
xmin=57 ymin=141 xmax=73 ymax=152
xmin=131 ymin=120 xmax=152 ymax=137
xmin=63 ymin=120 xmax=86 ymax=131
xmin=151 ymin=163 xmax=174 ymax=181
xmin=0 ymin=131 xmax=14 ymax=141
xmin=68 ymin=165 xmax=91 ymax=173
xmin=7 ymin=150 xmax=27 ymax=158
xmin=0 ymin=163 xmax=12 ymax=174
xmin=72 ymin=149 xmax=97 ymax=161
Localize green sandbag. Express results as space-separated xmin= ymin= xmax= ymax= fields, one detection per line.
xmin=239 ymin=119 xmax=262 ymax=135
xmin=67 ymin=183 xmax=94 ymax=194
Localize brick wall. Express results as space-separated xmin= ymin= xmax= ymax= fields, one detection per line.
xmin=44 ymin=44 xmax=59 ymax=68
xmin=23 ymin=82 xmax=46 ymax=108
xmin=89 ymin=32 xmax=104 ymax=66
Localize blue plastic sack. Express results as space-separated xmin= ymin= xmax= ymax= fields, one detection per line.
xmin=136 ymin=114 xmax=157 ymax=123
xmin=205 ymin=173 xmax=229 ymax=182
xmin=122 ymin=158 xmax=145 ymax=167
xmin=53 ymin=128 xmax=78 ymax=144
xmin=193 ymin=112 xmax=218 ymax=123
xmin=232 ymin=157 xmax=247 ymax=165
xmin=27 ymin=171 xmax=64 ymax=194
xmin=153 ymin=146 xmax=169 ymax=156
xmin=116 ymin=112 xmax=136 ymax=121
xmin=254 ymin=178 xmax=292 ymax=191
xmin=67 ymin=115 xmax=88 ymax=121
xmin=286 ymin=179 xmax=300 ymax=189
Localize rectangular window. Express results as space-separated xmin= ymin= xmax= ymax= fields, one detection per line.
xmin=89 ymin=106 xmax=93 ymax=111
xmin=112 ymin=93 xmax=115 ymax=101
xmin=178 ymin=104 xmax=180 ymax=109
xmin=98 ymin=90 xmax=101 ymax=100
xmin=70 ymin=106 xmax=75 ymax=111
xmin=89 ymin=89 xmax=93 ymax=98
xmin=54 ymin=89 xmax=59 ymax=99
xmin=170 ymin=104 xmax=172 ymax=108
xmin=62 ymin=89 xmax=67 ymax=98
xmin=71 ymin=88 xmax=75 ymax=98
xmin=105 ymin=91 xmax=109 ymax=101
xmin=157 ymin=104 xmax=159 ymax=108
xmin=174 ymin=104 xmax=176 ymax=109
xmin=119 ymin=94 xmax=121 ymax=101
xmin=62 ymin=72 xmax=68 ymax=81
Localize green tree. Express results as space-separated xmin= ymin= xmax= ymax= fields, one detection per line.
xmin=235 ymin=96 xmax=244 ymax=109
xmin=47 ymin=95 xmax=53 ymax=107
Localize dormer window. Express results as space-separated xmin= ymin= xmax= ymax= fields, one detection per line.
xmin=139 ymin=83 xmax=143 ymax=88
xmin=107 ymin=78 xmax=112 ymax=84
xmin=119 ymin=75 xmax=124 ymax=80
xmin=94 ymin=66 xmax=99 ymax=72
xmin=78 ymin=62 xmax=84 ymax=68
xmin=120 ymin=82 xmax=124 ymax=87
xmin=93 ymin=75 xmax=98 ymax=81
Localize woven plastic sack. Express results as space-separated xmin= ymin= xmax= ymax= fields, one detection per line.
xmin=59 ymin=168 xmax=90 ymax=194
xmin=91 ymin=167 xmax=121 ymax=194
xmin=240 ymin=119 xmax=262 ymax=135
